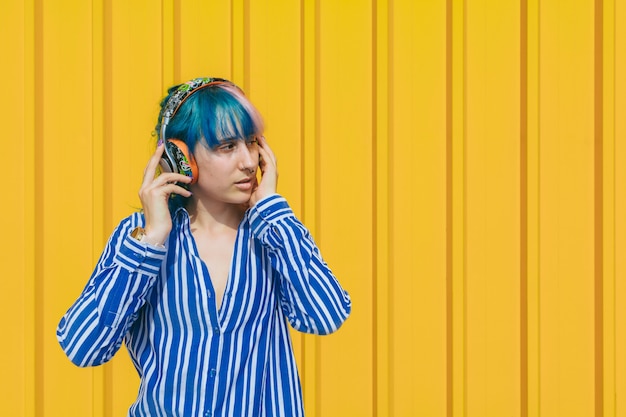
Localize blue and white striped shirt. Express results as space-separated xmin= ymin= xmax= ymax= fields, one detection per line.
xmin=57 ymin=194 xmax=351 ymax=417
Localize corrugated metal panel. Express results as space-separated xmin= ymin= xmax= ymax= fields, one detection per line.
xmin=1 ymin=0 xmax=625 ymax=416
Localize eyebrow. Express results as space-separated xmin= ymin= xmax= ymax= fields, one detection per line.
xmin=217 ymin=137 xmax=239 ymax=144
xmin=219 ymin=135 xmax=257 ymax=143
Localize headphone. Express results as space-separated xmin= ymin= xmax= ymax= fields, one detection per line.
xmin=158 ymin=77 xmax=233 ymax=185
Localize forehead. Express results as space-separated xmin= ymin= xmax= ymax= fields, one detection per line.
xmin=216 ymin=133 xmax=258 ymax=142
xmin=195 ymin=134 xmax=258 ymax=154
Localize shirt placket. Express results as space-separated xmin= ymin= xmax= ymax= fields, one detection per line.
xmin=189 ymin=252 xmax=222 ymax=417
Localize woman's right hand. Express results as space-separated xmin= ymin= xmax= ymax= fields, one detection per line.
xmin=138 ymin=142 xmax=193 ymax=246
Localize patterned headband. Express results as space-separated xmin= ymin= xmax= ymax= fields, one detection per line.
xmin=159 ymin=77 xmax=236 ymax=141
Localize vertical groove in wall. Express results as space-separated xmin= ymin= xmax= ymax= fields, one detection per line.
xmin=453 ymin=0 xmax=467 ymax=417
xmin=446 ymin=0 xmax=467 ymax=415
xmin=314 ymin=2 xmax=321 ymax=239
xmin=161 ymin=0 xmax=164 ymax=83
xmin=600 ymin=0 xmax=616 ymax=414
xmin=524 ymin=0 xmax=540 ymax=414
xmin=161 ymin=0 xmax=173 ymax=85
xmin=91 ymin=0 xmax=109 ymax=412
xmin=520 ymin=1 xmax=529 ymax=416
xmin=298 ymin=4 xmax=308 ymax=401
xmin=313 ymin=0 xmax=321 ymax=412
xmin=33 ymin=0 xmax=44 ymax=415
xmin=102 ymin=0 xmax=114 ymax=414
xmin=371 ymin=0 xmax=379 ymax=413
xmin=445 ymin=0 xmax=453 ymax=415
xmin=23 ymin=0 xmax=37 ymax=415
xmin=243 ymin=0 xmax=250 ymax=90
xmin=372 ymin=0 xmax=392 ymax=414
xmin=299 ymin=1 xmax=321 ymax=415
xmin=299 ymin=0 xmax=305 ymax=274
xmin=173 ymin=0 xmax=180 ymax=81
xmin=230 ymin=0 xmax=234 ymax=81
xmin=230 ymin=0 xmax=245 ymax=87
xmin=103 ymin=0 xmax=113 ymax=237
xmin=386 ymin=4 xmax=394 ymax=416
xmin=299 ymin=0 xmax=306 ymax=406
xmin=300 ymin=1 xmax=309 ymax=238
xmin=594 ymin=0 xmax=604 ymax=415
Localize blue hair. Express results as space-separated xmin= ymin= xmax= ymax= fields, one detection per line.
xmin=155 ymin=80 xmax=264 ymax=211
xmin=156 ymin=81 xmax=264 ymax=149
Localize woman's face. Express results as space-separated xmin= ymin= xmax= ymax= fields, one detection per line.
xmin=190 ymin=136 xmax=260 ymax=205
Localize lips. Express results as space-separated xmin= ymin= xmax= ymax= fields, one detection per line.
xmin=234 ymin=176 xmax=255 ymax=190
xmin=235 ymin=176 xmax=254 ymax=185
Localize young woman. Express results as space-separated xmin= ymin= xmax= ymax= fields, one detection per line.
xmin=57 ymin=77 xmax=351 ymax=417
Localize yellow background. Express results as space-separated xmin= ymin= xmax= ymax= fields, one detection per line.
xmin=1 ymin=0 xmax=625 ymax=416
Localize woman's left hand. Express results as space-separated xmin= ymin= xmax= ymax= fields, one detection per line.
xmin=249 ymin=135 xmax=278 ymax=207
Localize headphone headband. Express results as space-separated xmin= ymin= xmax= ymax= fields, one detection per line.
xmin=159 ymin=77 xmax=233 ymax=142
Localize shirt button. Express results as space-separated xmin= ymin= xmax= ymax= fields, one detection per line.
xmin=213 ymin=326 xmax=220 ymax=334
xmin=205 ymin=411 xmax=212 ymax=417
xmin=210 ymin=368 xmax=216 ymax=377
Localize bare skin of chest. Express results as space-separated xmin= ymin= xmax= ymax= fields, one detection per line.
xmin=193 ymin=230 xmax=237 ymax=311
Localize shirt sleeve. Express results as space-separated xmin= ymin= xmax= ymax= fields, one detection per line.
xmin=248 ymin=194 xmax=352 ymax=335
xmin=56 ymin=212 xmax=167 ymax=367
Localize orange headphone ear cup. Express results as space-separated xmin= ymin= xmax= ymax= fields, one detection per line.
xmin=164 ymin=139 xmax=198 ymax=184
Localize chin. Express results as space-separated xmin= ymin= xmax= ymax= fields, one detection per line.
xmin=227 ymin=192 xmax=253 ymax=206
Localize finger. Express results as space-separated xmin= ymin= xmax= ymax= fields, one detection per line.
xmin=258 ymin=136 xmax=277 ymax=163
xmin=257 ymin=143 xmax=276 ymax=171
xmin=142 ymin=142 xmax=166 ymax=187
xmin=153 ymin=172 xmax=193 ymax=186
xmin=257 ymin=149 xmax=270 ymax=175
xmin=148 ymin=182 xmax=193 ymax=199
xmin=167 ymin=183 xmax=193 ymax=197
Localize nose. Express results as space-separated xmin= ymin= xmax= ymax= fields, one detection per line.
xmin=238 ymin=141 xmax=257 ymax=172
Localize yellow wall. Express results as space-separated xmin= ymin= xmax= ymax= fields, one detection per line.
xmin=1 ymin=0 xmax=625 ymax=416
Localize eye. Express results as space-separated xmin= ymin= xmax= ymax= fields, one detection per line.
xmin=218 ymin=141 xmax=237 ymax=151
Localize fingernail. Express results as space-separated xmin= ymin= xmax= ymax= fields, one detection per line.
xmin=157 ymin=138 xmax=164 ymax=147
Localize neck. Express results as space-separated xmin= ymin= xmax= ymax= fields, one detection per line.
xmin=186 ymin=197 xmax=246 ymax=234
